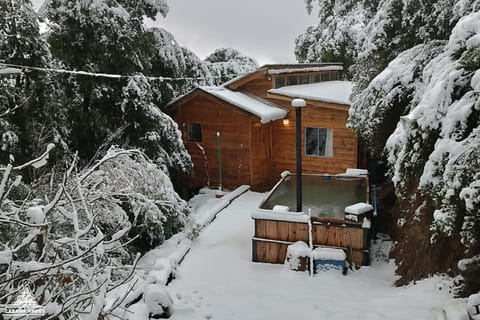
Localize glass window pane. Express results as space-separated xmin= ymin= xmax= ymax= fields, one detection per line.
xmin=275 ymin=76 xmax=285 ymax=88
xmin=310 ymin=74 xmax=321 ymax=83
xmin=188 ymin=123 xmax=202 ymax=142
xmin=300 ymin=74 xmax=309 ymax=84
xmin=305 ymin=127 xmax=318 ymax=156
xmin=317 ymin=128 xmax=327 ymax=156
xmin=287 ymin=75 xmax=298 ymax=86
xmin=305 ymin=127 xmax=333 ymax=157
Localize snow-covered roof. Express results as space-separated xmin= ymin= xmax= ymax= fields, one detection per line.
xmin=200 ymin=86 xmax=287 ymax=123
xmin=267 ymin=66 xmax=343 ymax=75
xmin=268 ymin=81 xmax=352 ymax=105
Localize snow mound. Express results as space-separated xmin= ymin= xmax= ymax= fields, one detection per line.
xmin=144 ymin=284 xmax=173 ymax=316
xmin=26 ymin=206 xmax=45 ymax=224
xmin=468 ymin=293 xmax=480 ymax=320
xmin=312 ymin=247 xmax=346 ymax=261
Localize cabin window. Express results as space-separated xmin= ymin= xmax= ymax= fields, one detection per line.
xmin=310 ymin=73 xmax=321 ymax=83
xmin=287 ymin=75 xmax=298 ymax=86
xmin=275 ymin=76 xmax=285 ymax=88
xmin=300 ymin=74 xmax=309 ymax=84
xmin=321 ymin=72 xmax=330 ymax=81
xmin=187 ymin=123 xmax=202 ymax=142
xmin=330 ymin=72 xmax=339 ymax=80
xmin=305 ymin=127 xmax=333 ymax=157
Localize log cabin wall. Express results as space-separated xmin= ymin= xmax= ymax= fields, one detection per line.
xmin=234 ymin=76 xmax=272 ymax=99
xmin=249 ymin=120 xmax=274 ymax=191
xmin=170 ymin=64 xmax=355 ymax=192
xmin=268 ymin=98 xmax=358 ymax=178
xmin=172 ymin=93 xmax=257 ymax=191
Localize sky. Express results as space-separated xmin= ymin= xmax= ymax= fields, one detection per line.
xmin=31 ymin=0 xmax=319 ymax=66
xmin=146 ymin=0 xmax=319 ymax=66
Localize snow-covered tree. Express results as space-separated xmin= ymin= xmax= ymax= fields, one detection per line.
xmin=295 ymin=0 xmax=372 ymax=76
xmin=299 ymin=0 xmax=480 ymax=292
xmin=0 ymin=0 xmax=69 ymax=169
xmin=42 ymin=0 xmax=192 ymax=172
xmin=205 ymin=48 xmax=259 ymax=85
xmin=146 ymin=27 xmax=213 ymax=106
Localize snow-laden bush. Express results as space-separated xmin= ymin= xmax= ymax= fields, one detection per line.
xmin=86 ymin=146 xmax=191 ymax=253
xmin=0 ymin=145 xmax=190 ymax=318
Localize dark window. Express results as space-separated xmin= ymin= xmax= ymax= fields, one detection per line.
xmin=321 ymin=72 xmax=329 ymax=81
xmin=330 ymin=72 xmax=339 ymax=80
xmin=188 ymin=123 xmax=202 ymax=142
xmin=300 ymin=74 xmax=309 ymax=84
xmin=310 ymin=74 xmax=321 ymax=83
xmin=275 ymin=76 xmax=285 ymax=88
xmin=287 ymin=75 xmax=298 ymax=86
xmin=305 ymin=127 xmax=333 ymax=157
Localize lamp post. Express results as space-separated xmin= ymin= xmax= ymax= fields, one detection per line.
xmin=292 ymin=98 xmax=306 ymax=212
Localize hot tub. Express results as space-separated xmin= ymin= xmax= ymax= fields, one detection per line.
xmin=252 ymin=172 xmax=371 ymax=267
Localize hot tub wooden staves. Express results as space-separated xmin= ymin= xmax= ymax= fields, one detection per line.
xmin=252 ymin=217 xmax=370 ymax=267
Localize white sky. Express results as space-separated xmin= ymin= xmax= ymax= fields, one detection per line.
xmin=147 ymin=0 xmax=319 ymax=66
xmin=32 ymin=0 xmax=319 ymax=66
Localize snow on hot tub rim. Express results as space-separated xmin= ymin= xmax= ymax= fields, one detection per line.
xmin=251 ymin=207 xmax=310 ymax=223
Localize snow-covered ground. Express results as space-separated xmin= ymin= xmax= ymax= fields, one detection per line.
xmin=166 ymin=190 xmax=455 ymax=320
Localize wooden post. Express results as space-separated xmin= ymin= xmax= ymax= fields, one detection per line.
xmin=216 ymin=131 xmax=222 ymax=191
xmin=292 ymin=99 xmax=306 ymax=212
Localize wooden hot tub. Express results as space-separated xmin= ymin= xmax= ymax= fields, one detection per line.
xmin=252 ymin=173 xmax=371 ymax=267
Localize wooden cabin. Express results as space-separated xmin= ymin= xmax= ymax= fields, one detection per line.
xmin=168 ymin=64 xmax=359 ymax=192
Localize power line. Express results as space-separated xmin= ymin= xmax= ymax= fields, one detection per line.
xmin=0 ymin=63 xmax=249 ymax=82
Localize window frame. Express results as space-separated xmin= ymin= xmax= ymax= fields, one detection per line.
xmin=274 ymin=76 xmax=285 ymax=88
xmin=287 ymin=75 xmax=298 ymax=86
xmin=304 ymin=127 xmax=333 ymax=158
xmin=187 ymin=123 xmax=202 ymax=142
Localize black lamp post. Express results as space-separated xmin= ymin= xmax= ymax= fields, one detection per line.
xmin=292 ymin=98 xmax=306 ymax=212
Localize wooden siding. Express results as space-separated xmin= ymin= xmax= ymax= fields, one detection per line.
xmin=269 ymin=98 xmax=358 ymax=179
xmin=235 ymin=76 xmax=273 ymax=99
xmin=254 ymin=219 xmax=309 ymax=242
xmin=172 ymin=94 xmax=255 ymax=190
xmin=249 ymin=121 xmax=273 ymax=190
xmin=252 ymin=240 xmax=289 ymax=264
xmin=253 ymin=218 xmax=368 ymax=266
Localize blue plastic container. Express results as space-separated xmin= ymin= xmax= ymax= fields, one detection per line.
xmin=313 ymin=258 xmax=346 ymax=273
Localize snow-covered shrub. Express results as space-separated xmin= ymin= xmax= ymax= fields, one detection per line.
xmin=0 ymin=145 xmax=190 ymax=318
xmin=89 ymin=146 xmax=191 ymax=254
